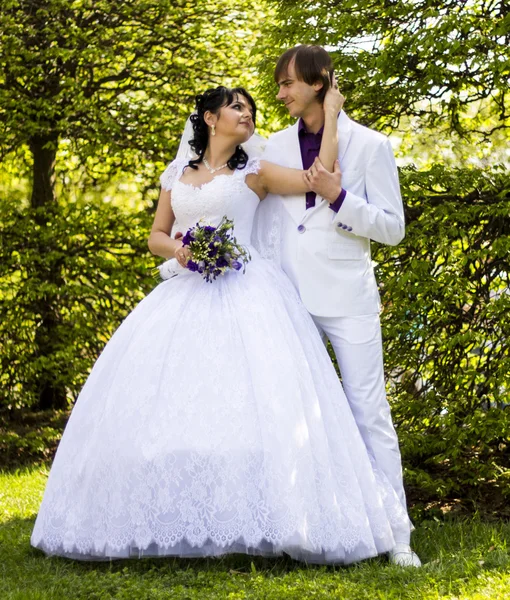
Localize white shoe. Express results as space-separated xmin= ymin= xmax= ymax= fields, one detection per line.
xmin=389 ymin=543 xmax=422 ymax=567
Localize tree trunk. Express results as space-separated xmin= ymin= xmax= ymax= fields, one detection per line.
xmin=29 ymin=134 xmax=67 ymax=411
xmin=30 ymin=134 xmax=57 ymax=209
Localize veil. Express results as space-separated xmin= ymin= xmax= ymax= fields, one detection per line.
xmin=175 ymin=113 xmax=266 ymax=160
xmin=174 ymin=115 xmax=284 ymax=267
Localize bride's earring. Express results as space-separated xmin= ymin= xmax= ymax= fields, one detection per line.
xmin=211 ymin=124 xmax=216 ymax=136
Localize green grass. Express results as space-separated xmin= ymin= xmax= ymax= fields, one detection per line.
xmin=1 ymin=467 xmax=509 ymax=599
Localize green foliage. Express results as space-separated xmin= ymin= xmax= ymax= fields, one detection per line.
xmin=0 ymin=0 xmax=508 ymax=507
xmin=0 ymin=197 xmax=157 ymax=410
xmin=0 ymin=410 xmax=68 ymax=468
xmin=2 ymin=468 xmax=510 ymax=599
xmin=253 ymin=0 xmax=510 ymax=501
xmin=0 ymin=0 xmax=272 ymax=409
xmin=1 ymin=165 xmax=509 ymax=505
xmin=0 ymin=0 xmax=267 ymax=182
xmin=258 ymin=0 xmax=510 ymax=138
xmin=375 ymin=164 xmax=510 ymax=502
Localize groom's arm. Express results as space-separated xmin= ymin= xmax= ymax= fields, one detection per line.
xmin=337 ymin=138 xmax=405 ymax=245
xmin=310 ymin=137 xmax=405 ymax=246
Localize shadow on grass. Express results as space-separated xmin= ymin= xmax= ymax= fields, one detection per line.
xmin=1 ymin=514 xmax=381 ymax=576
xmin=2 ymin=514 xmax=510 ymax=600
xmin=0 ymin=410 xmax=69 ymax=472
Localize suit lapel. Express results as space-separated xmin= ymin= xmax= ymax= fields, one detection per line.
xmin=301 ymin=111 xmax=353 ymax=225
xmin=285 ymin=121 xmax=303 ymax=169
xmin=301 ymin=197 xmax=326 ymax=224
xmin=337 ymin=110 xmax=353 ymax=169
xmin=280 ymin=122 xmax=308 ymax=225
xmin=280 ymin=111 xmax=354 ymax=226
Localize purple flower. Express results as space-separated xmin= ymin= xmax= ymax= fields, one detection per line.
xmin=182 ymin=231 xmax=195 ymax=246
xmin=160 ymin=216 xmax=250 ymax=283
xmin=216 ymin=256 xmax=228 ymax=268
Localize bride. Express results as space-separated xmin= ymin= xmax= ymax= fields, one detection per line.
xmin=31 ymin=83 xmax=413 ymax=564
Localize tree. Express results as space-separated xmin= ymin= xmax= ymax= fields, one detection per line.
xmin=257 ymin=0 xmax=509 ymax=138
xmin=0 ymin=0 xmax=266 ymax=204
xmin=0 ymin=0 xmax=265 ymax=409
xmin=376 ymin=164 xmax=510 ymax=504
xmin=255 ymin=1 xmax=510 ymax=504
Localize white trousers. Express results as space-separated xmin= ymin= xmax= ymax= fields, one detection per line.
xmin=312 ymin=312 xmax=410 ymax=544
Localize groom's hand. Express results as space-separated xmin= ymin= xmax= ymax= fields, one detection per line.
xmin=304 ymin=158 xmax=342 ymax=204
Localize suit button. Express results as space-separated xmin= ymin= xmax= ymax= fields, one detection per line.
xmin=297 ymin=224 xmax=306 ymax=233
xmin=342 ymin=224 xmax=348 ymax=230
xmin=347 ymin=226 xmax=353 ymax=232
xmin=337 ymin=222 xmax=343 ymax=228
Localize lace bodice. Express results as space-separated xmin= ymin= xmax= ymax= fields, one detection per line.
xmin=160 ymin=158 xmax=261 ymax=247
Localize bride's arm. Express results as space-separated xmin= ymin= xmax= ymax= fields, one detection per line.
xmin=148 ymin=188 xmax=190 ymax=264
xmin=251 ymin=86 xmax=344 ymax=198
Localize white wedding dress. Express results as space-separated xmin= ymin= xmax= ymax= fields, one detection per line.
xmin=31 ymin=157 xmax=411 ymax=563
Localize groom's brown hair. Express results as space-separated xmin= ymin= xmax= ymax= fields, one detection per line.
xmin=274 ymin=45 xmax=333 ymax=104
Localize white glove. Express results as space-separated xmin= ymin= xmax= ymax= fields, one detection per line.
xmin=157 ymin=257 xmax=185 ymax=280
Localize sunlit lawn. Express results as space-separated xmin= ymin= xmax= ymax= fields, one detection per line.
xmin=1 ymin=467 xmax=509 ymax=600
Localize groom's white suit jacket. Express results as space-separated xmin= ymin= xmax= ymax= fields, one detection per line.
xmin=261 ymin=110 xmax=405 ymax=317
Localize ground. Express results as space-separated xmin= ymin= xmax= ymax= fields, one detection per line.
xmin=1 ymin=467 xmax=509 ymax=600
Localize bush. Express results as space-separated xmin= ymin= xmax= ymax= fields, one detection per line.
xmin=0 ymin=199 xmax=157 ymax=411
xmin=1 ymin=165 xmax=509 ymax=505
xmin=375 ymin=164 xmax=510 ymax=503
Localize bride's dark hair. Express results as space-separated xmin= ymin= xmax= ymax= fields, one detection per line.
xmin=188 ymin=86 xmax=257 ymax=171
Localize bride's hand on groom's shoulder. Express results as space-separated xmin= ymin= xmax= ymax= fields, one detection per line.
xmin=304 ymin=157 xmax=343 ymax=204
xmin=323 ymin=74 xmax=345 ymax=116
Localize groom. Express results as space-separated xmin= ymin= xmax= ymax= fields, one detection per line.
xmin=262 ymin=45 xmax=421 ymax=567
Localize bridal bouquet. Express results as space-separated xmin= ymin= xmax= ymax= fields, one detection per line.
xmin=154 ymin=217 xmax=251 ymax=283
